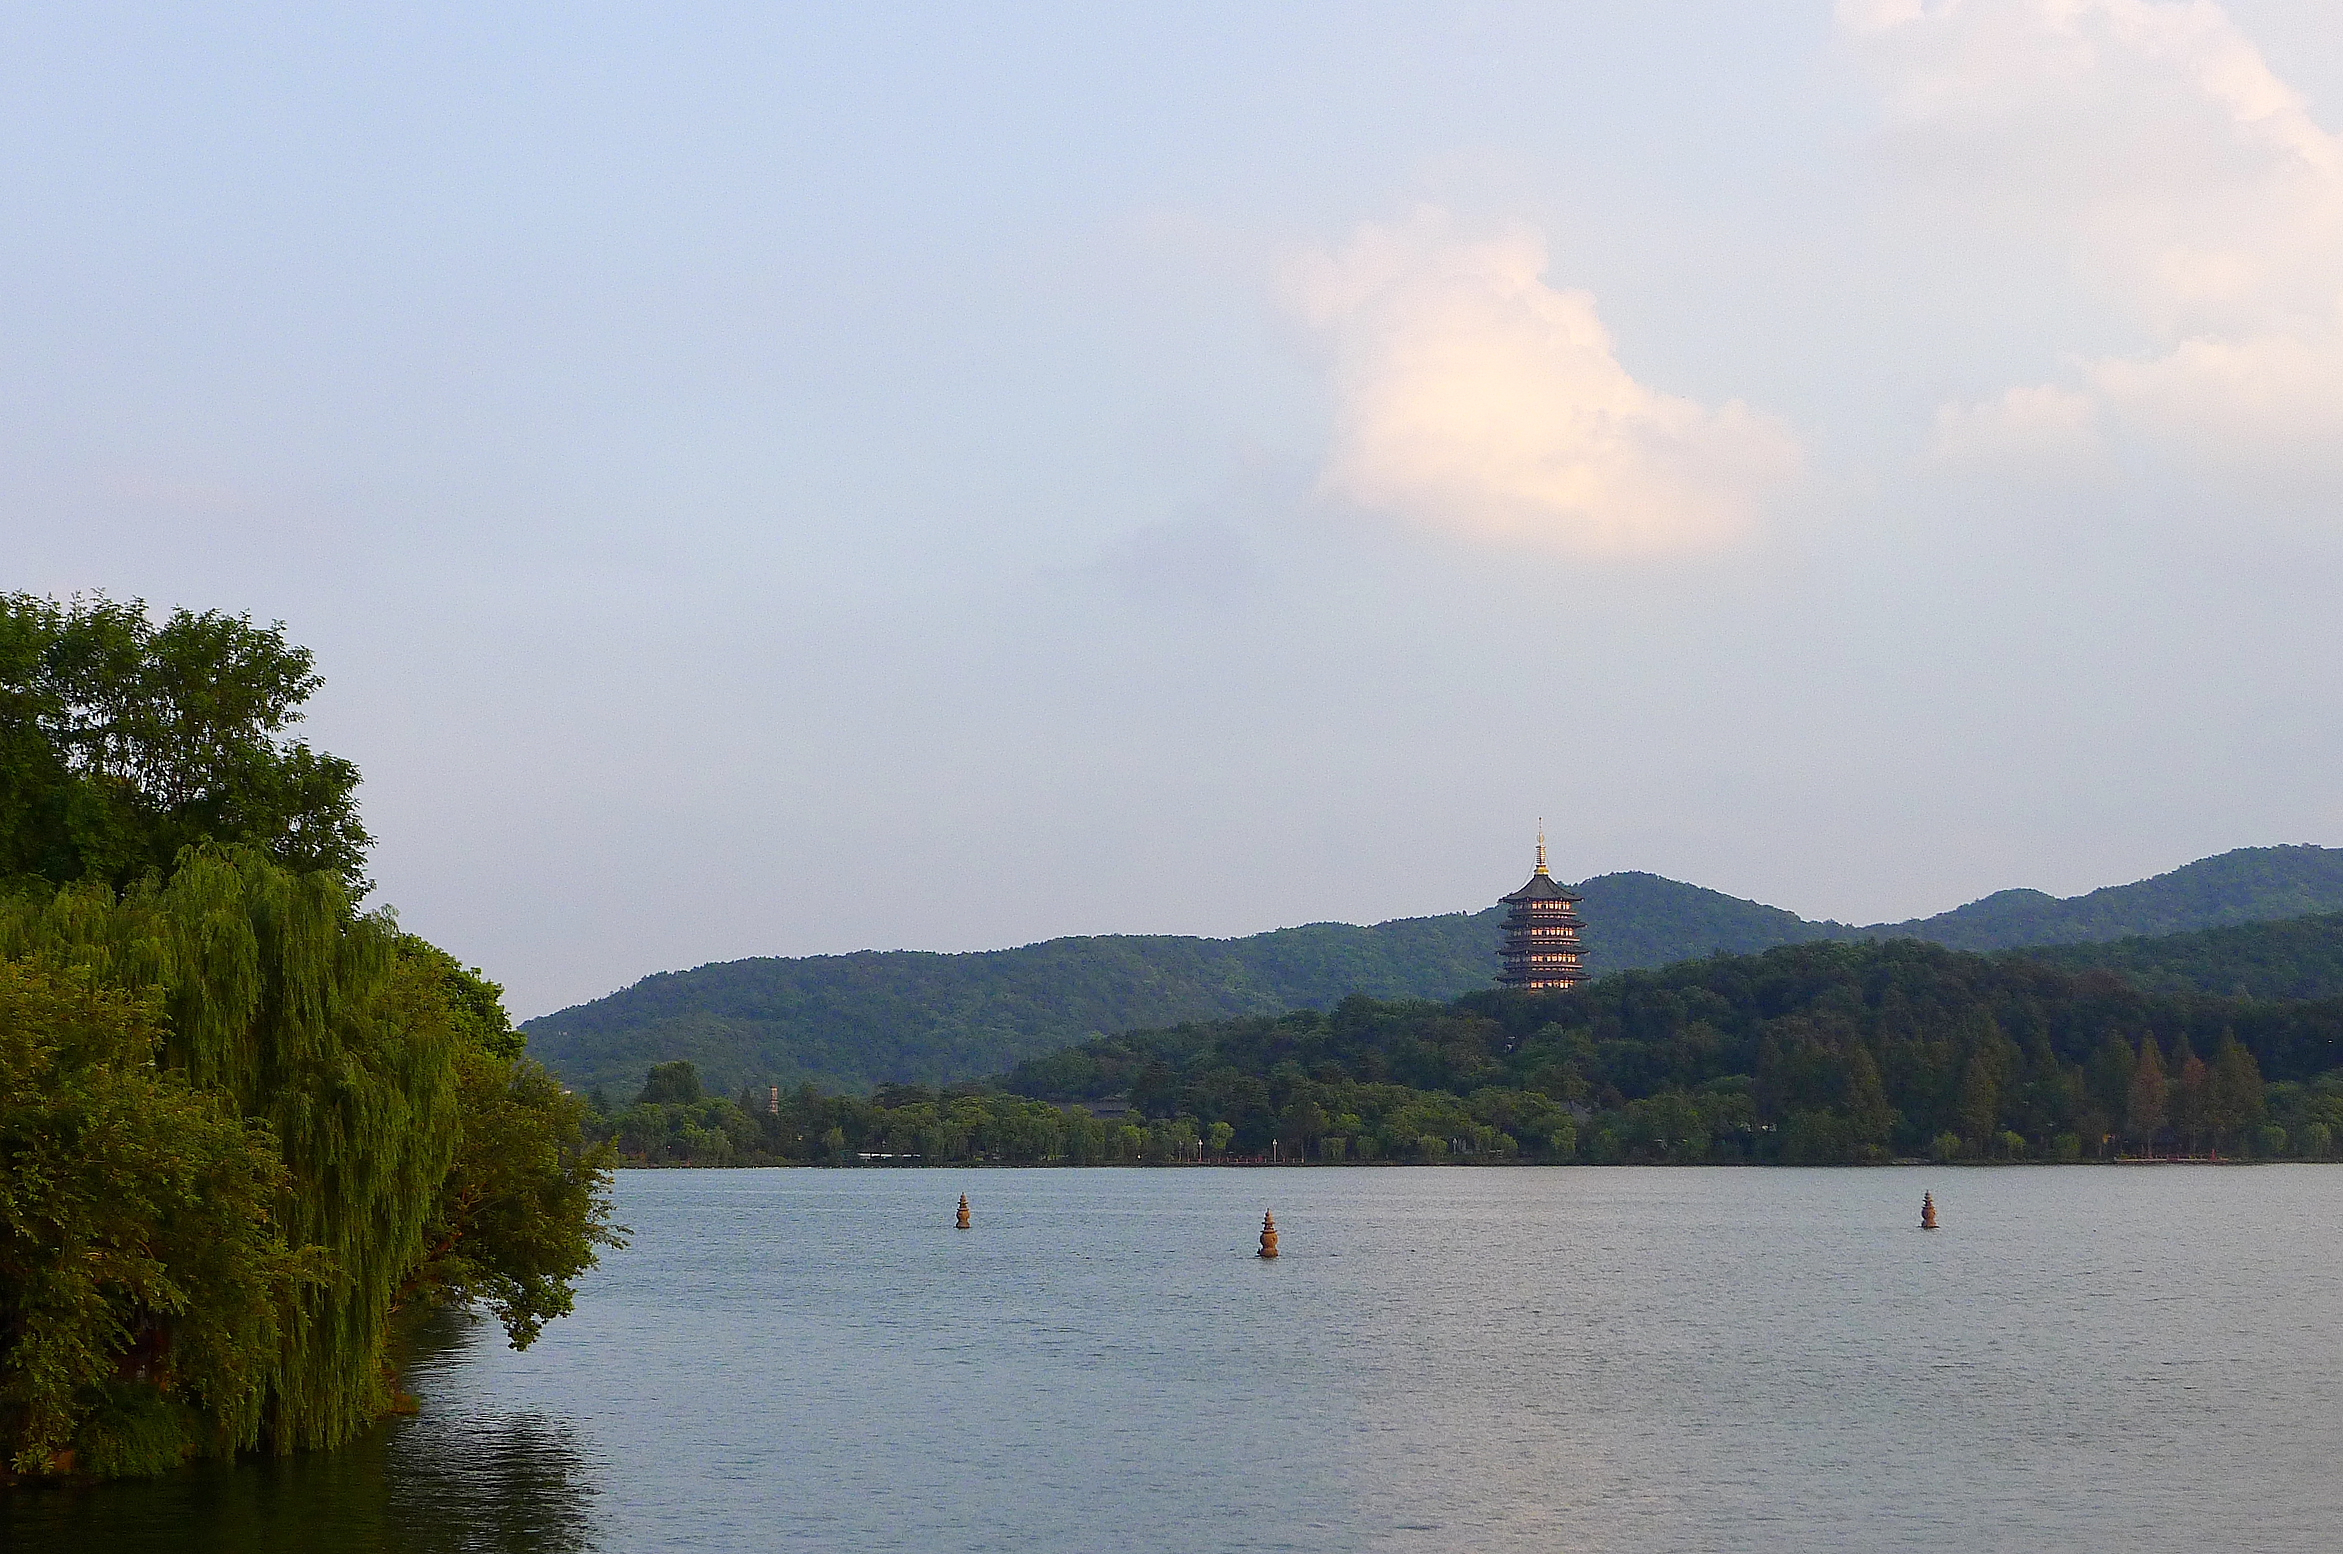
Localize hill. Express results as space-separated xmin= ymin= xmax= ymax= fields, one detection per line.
xmin=2011 ymin=912 xmax=2343 ymax=1000
xmin=525 ymin=871 xmax=1824 ymax=1097
xmin=522 ymin=844 xmax=2343 ymax=1099
xmin=1860 ymin=845 xmax=2343 ymax=949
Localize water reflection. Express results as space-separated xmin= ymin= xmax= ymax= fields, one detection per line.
xmin=0 ymin=1312 xmax=602 ymax=1554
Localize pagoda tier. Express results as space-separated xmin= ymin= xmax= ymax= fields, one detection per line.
xmin=1496 ymin=832 xmax=1588 ymax=992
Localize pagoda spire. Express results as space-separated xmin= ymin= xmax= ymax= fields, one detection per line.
xmin=1535 ymin=819 xmax=1548 ymax=876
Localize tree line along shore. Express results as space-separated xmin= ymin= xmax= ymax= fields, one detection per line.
xmin=587 ymin=933 xmax=2343 ymax=1168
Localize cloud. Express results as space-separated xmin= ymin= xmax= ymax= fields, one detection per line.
xmin=2089 ymin=327 xmax=2343 ymax=459
xmin=1287 ymin=211 xmax=1800 ymax=556
xmin=1844 ymin=0 xmax=2343 ymax=471
xmin=1930 ymin=382 xmax=2101 ymax=467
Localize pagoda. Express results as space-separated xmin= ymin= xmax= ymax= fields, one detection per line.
xmin=1496 ymin=825 xmax=1588 ymax=991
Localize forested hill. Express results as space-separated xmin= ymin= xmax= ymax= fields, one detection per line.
xmin=526 ymin=845 xmax=2343 ymax=1099
xmin=993 ymin=938 xmax=2343 ymax=1165
xmin=1862 ymin=845 xmax=2343 ymax=949
xmin=2014 ymin=912 xmax=2343 ymax=1001
xmin=526 ymin=871 xmax=1828 ymax=1097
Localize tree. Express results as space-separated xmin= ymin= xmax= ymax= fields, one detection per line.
xmin=396 ymin=940 xmax=621 ymax=1348
xmin=1844 ymin=1043 xmax=1896 ymax=1154
xmin=2086 ymin=1034 xmax=2135 ymax=1146
xmin=2208 ymin=1030 xmax=2265 ymax=1150
xmin=2170 ymin=1037 xmax=2209 ymax=1155
xmin=0 ymin=961 xmax=312 ymax=1475
xmin=2126 ymin=1038 xmax=2168 ymax=1156
xmin=0 ymin=597 xmax=616 ymax=1479
xmin=638 ymin=1060 xmax=702 ymax=1106
xmin=398 ymin=935 xmax=526 ymax=1061
xmin=405 ymin=1045 xmax=623 ymax=1348
xmin=0 ymin=594 xmax=369 ymax=891
xmin=0 ymin=848 xmax=457 ymax=1453
xmin=1281 ymin=1098 xmax=1329 ymax=1152
xmin=1957 ymin=1050 xmax=2001 ymax=1155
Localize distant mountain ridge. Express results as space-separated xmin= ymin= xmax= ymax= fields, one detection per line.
xmin=1859 ymin=845 xmax=2343 ymax=950
xmin=521 ymin=844 xmax=2343 ymax=1098
xmin=2011 ymin=911 xmax=2343 ymax=1001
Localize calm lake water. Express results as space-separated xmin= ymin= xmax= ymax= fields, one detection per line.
xmin=8 ymin=1165 xmax=2343 ymax=1552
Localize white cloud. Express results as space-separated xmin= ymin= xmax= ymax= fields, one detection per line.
xmin=1844 ymin=0 xmax=2343 ymax=471
xmin=1288 ymin=211 xmax=1800 ymax=556
xmin=1930 ymin=382 xmax=2101 ymax=467
xmin=2091 ymin=326 xmax=2343 ymax=456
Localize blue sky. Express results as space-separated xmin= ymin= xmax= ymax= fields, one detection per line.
xmin=9 ymin=2 xmax=2342 ymax=1015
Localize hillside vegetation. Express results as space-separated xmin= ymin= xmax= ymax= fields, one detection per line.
xmin=579 ymin=934 xmax=2343 ymax=1168
xmin=992 ymin=938 xmax=2342 ymax=1163
xmin=526 ymin=871 xmax=1842 ymax=1097
xmin=2013 ymin=912 xmax=2343 ymax=1000
xmin=525 ymin=845 xmax=2343 ymax=1099
xmin=1866 ymin=846 xmax=2343 ymax=949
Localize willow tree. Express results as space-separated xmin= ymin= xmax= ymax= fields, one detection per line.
xmin=0 ymin=845 xmax=457 ymax=1456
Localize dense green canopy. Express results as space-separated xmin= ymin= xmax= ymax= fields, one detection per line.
xmin=0 ymin=594 xmax=614 ymax=1482
xmin=579 ymin=931 xmax=2343 ymax=1169
xmin=0 ymin=850 xmax=455 ymax=1462
xmin=1002 ymin=939 xmax=2328 ymax=1163
xmin=0 ymin=959 xmax=301 ymax=1476
xmin=0 ymin=594 xmax=370 ymax=892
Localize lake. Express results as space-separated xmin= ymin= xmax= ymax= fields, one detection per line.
xmin=7 ymin=1165 xmax=2342 ymax=1551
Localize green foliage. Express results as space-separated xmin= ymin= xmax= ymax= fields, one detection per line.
xmin=71 ymin=1382 xmax=203 ymax=1481
xmin=587 ymin=1082 xmax=1224 ymax=1168
xmin=0 ymin=961 xmax=307 ymax=1475
xmin=1871 ymin=845 xmax=2343 ymax=950
xmin=0 ymin=594 xmax=369 ymax=893
xmin=2209 ymin=1031 xmax=2265 ymax=1140
xmin=524 ymin=850 xmax=2343 ymax=1098
xmin=2016 ymin=911 xmax=2343 ymax=1000
xmin=528 ymin=909 xmax=1521 ymax=1099
xmin=637 ymin=1060 xmax=702 ymax=1106
xmin=2126 ymin=1039 xmax=2168 ymax=1150
xmin=405 ymin=1046 xmax=622 ymax=1349
xmin=592 ymin=918 xmax=2343 ymax=1173
xmin=0 ymin=855 xmax=622 ymax=1477
xmin=529 ymin=870 xmax=1855 ymax=1098
xmin=396 ymin=936 xmax=526 ymax=1061
xmin=0 ymin=598 xmax=616 ymax=1482
xmin=997 ymin=938 xmax=2343 ymax=1163
xmin=0 ymin=849 xmax=457 ymax=1456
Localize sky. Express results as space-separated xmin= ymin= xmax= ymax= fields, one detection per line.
xmin=8 ymin=0 xmax=2343 ymax=1018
